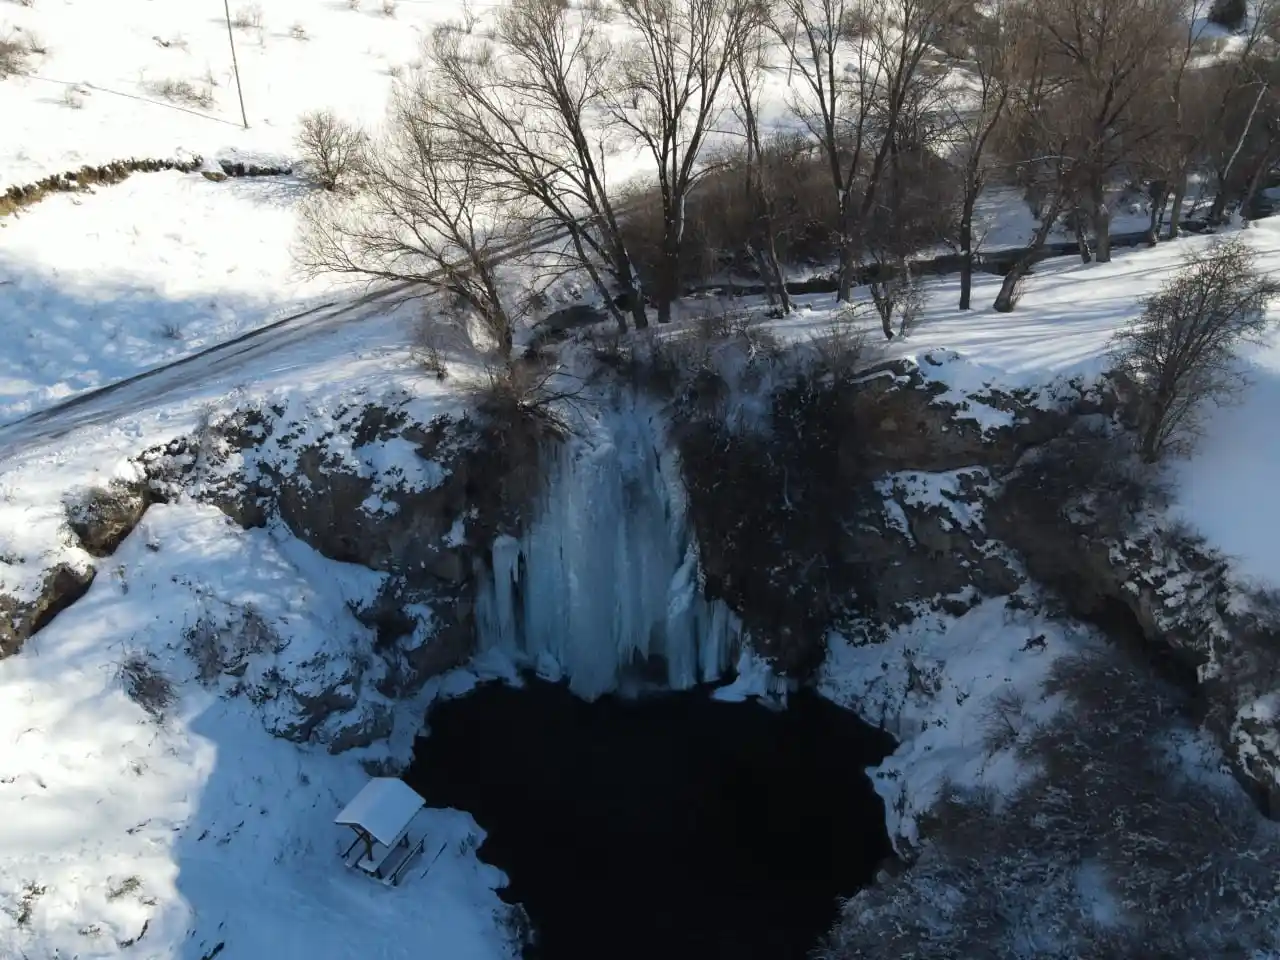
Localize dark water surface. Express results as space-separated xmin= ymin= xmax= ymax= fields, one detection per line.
xmin=406 ymin=678 xmax=895 ymax=960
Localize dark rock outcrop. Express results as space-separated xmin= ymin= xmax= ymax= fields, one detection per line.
xmin=678 ymin=357 xmax=1086 ymax=674
xmin=0 ymin=562 xmax=96 ymax=658
xmin=66 ymin=479 xmax=153 ymax=557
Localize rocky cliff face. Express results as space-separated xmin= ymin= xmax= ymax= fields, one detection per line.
xmin=677 ymin=353 xmax=1099 ymax=674
xmin=676 ymin=349 xmax=1280 ymax=816
xmin=7 ymin=344 xmax=1279 ymax=797
xmin=139 ymin=395 xmax=546 ymax=706
xmin=991 ymin=434 xmax=1280 ymax=814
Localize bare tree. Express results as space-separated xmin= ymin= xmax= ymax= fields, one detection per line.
xmin=945 ymin=3 xmax=1014 ymax=309
xmin=729 ymin=6 xmax=793 ymax=314
xmin=770 ymin=0 xmax=962 ymax=303
xmin=1032 ymin=0 xmax=1182 ymax=263
xmin=603 ymin=0 xmax=762 ymax=324
xmin=427 ymin=0 xmax=648 ymax=333
xmin=1111 ymin=238 xmax=1279 ymax=462
xmin=296 ymin=78 xmax=530 ymax=360
xmin=1203 ymin=0 xmax=1280 ymax=223
xmin=296 ymin=109 xmax=366 ymax=191
xmin=991 ymin=23 xmax=1075 ymax=312
xmin=1139 ymin=0 xmax=1216 ymax=243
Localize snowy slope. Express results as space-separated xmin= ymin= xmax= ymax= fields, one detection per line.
xmin=0 ymin=0 xmax=468 ymax=190
xmin=0 ymin=0 xmax=1177 ymax=426
xmin=0 ymin=170 xmax=337 ymax=422
xmin=0 ymin=501 xmax=514 ymax=960
xmin=0 ymin=213 xmax=1278 ymax=954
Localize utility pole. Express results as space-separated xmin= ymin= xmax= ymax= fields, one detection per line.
xmin=223 ymin=0 xmax=249 ymax=128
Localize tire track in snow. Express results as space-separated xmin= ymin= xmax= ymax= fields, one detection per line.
xmin=0 ymin=221 xmax=574 ymax=455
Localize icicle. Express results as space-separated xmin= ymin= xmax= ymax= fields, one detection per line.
xmin=472 ymin=395 xmax=750 ymax=699
xmin=489 ymin=535 xmax=521 ymax=653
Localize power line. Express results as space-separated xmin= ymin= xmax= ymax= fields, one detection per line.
xmin=222 ymin=0 xmax=248 ymax=129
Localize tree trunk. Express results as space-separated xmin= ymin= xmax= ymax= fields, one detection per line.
xmin=656 ymin=296 xmax=673 ymax=325
xmin=959 ymin=186 xmax=976 ymax=310
xmin=656 ymin=229 xmax=680 ymax=325
xmin=870 ymin=281 xmax=894 ymax=339
xmin=1140 ymin=423 xmax=1159 ymax=463
xmin=1241 ymin=143 xmax=1277 ymax=220
xmin=749 ymin=245 xmax=777 ymax=308
xmin=1167 ymin=174 xmax=1187 ymax=239
xmin=1208 ymin=188 xmax=1229 ymax=225
xmin=836 ymin=237 xmax=857 ymax=302
xmin=1094 ymin=201 xmax=1112 ymax=262
xmin=1075 ymin=213 xmax=1093 ymax=264
xmin=1145 ymin=181 xmax=1167 ymax=245
xmin=993 ymin=199 xmax=1061 ymax=313
xmin=628 ymin=287 xmax=648 ymax=330
xmin=1092 ymin=179 xmax=1112 ymax=263
xmin=764 ymin=242 xmax=791 ymax=315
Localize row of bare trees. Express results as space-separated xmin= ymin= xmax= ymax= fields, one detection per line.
xmin=297 ymin=0 xmax=1280 ymax=353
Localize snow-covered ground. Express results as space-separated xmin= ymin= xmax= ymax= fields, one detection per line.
xmin=0 ymin=499 xmax=514 ymax=960
xmin=2 ymin=0 xmax=1279 ymax=952
xmin=0 ymin=170 xmax=335 ymax=422
xmin=2 ymin=224 xmax=1279 ymax=955
xmin=0 ymin=0 xmax=467 ymax=191
xmin=0 ymin=0 xmax=1194 ymax=428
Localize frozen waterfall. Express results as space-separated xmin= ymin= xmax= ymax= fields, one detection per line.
xmin=474 ymin=404 xmax=744 ymax=700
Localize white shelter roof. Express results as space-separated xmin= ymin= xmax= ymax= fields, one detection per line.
xmin=334 ymin=778 xmax=425 ymax=846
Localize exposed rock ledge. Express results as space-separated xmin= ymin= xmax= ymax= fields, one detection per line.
xmin=4 ymin=348 xmax=1278 ymax=796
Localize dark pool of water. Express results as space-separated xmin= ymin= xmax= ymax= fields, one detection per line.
xmin=405 ymin=678 xmax=895 ymax=960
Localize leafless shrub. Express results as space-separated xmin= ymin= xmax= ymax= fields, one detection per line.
xmin=289 ymin=22 xmax=308 ymax=40
xmin=693 ymin=301 xmax=737 ymax=344
xmin=105 ymin=876 xmax=142 ymax=902
xmin=347 ymin=0 xmax=361 ymax=9
xmin=468 ymin=361 xmax=587 ymax=437
xmin=897 ymin=274 xmax=926 ymax=339
xmin=731 ymin=312 xmax=784 ymax=368
xmin=231 ymin=4 xmax=263 ymax=30
xmin=184 ymin=608 xmax=277 ymax=683
xmin=21 ymin=29 xmax=45 ymax=54
xmin=295 ymin=109 xmax=365 ymax=192
xmin=61 ymin=84 xmax=84 ymax=109
xmin=0 ymin=31 xmax=30 ymax=78
xmin=412 ymin=315 xmax=453 ymax=380
xmin=808 ymin=307 xmax=869 ymax=382
xmin=149 ymin=77 xmax=215 ymax=110
xmin=382 ymin=0 xmax=398 ymax=16
xmin=14 ymin=0 xmax=35 ymax=7
xmin=980 ymin=686 xmax=1028 ymax=753
xmin=116 ymin=651 xmax=175 ymax=722
xmin=13 ymin=882 xmax=45 ymax=927
xmin=157 ymin=320 xmax=183 ymax=341
xmin=1111 ymin=238 xmax=1280 ymax=462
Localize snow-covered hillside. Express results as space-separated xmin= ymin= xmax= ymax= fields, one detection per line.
xmin=0 ymin=0 xmax=465 ymax=190
xmin=1 ymin=0 xmax=1280 ymax=955
xmin=0 ymin=0 xmax=1186 ymax=427
xmin=2 ymin=228 xmax=1279 ymax=955
xmin=0 ymin=498 xmax=515 ymax=960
